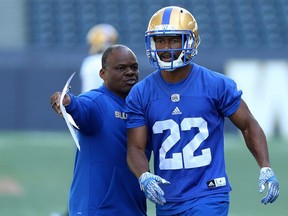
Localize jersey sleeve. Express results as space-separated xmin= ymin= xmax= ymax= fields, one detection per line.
xmin=125 ymin=84 xmax=146 ymax=129
xmin=219 ymin=78 xmax=242 ymax=117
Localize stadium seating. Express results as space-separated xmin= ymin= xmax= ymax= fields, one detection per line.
xmin=26 ymin=0 xmax=288 ymax=49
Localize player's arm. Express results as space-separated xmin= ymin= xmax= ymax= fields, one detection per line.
xmin=229 ymin=98 xmax=279 ymax=204
xmin=229 ymin=99 xmax=269 ymax=168
xmin=127 ymin=126 xmax=169 ymax=205
xmin=127 ymin=126 xmax=149 ymax=178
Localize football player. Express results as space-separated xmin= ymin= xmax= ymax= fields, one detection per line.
xmin=80 ymin=24 xmax=118 ymax=92
xmin=125 ymin=6 xmax=279 ymax=216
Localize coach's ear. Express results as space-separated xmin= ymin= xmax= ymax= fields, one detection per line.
xmin=99 ymin=68 xmax=106 ymax=81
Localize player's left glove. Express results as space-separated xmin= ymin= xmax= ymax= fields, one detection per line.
xmin=258 ymin=167 xmax=279 ymax=204
xmin=139 ymin=172 xmax=170 ymax=205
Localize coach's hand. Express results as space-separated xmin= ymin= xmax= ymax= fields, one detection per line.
xmin=139 ymin=172 xmax=170 ymax=205
xmin=259 ymin=167 xmax=279 ymax=204
xmin=50 ymin=92 xmax=71 ymax=116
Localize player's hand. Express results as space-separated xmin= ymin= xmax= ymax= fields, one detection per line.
xmin=139 ymin=172 xmax=170 ymax=205
xmin=258 ymin=167 xmax=279 ymax=204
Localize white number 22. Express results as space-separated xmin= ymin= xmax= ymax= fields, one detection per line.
xmin=152 ymin=117 xmax=211 ymax=170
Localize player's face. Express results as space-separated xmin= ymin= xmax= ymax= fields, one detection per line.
xmin=154 ymin=36 xmax=182 ymax=62
xmin=103 ymin=48 xmax=139 ymax=98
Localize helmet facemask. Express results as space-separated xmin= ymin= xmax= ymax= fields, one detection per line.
xmin=145 ymin=30 xmax=198 ymax=71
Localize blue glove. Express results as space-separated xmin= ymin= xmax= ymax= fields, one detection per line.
xmin=258 ymin=167 xmax=279 ymax=204
xmin=139 ymin=172 xmax=170 ymax=205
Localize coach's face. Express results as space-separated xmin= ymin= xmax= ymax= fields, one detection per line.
xmin=101 ymin=47 xmax=139 ymax=98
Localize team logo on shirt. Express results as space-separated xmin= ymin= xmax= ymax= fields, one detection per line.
xmin=171 ymin=94 xmax=180 ymax=102
xmin=115 ymin=111 xmax=127 ymax=119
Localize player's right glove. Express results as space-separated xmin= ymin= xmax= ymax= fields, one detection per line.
xmin=258 ymin=167 xmax=279 ymax=204
xmin=138 ymin=172 xmax=170 ymax=205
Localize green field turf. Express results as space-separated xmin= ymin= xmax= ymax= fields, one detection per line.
xmin=0 ymin=131 xmax=286 ymax=216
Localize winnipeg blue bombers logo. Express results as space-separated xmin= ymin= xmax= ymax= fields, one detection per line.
xmin=171 ymin=94 xmax=180 ymax=102
xmin=115 ymin=111 xmax=127 ymax=119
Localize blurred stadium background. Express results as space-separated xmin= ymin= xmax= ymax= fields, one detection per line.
xmin=0 ymin=0 xmax=287 ymax=215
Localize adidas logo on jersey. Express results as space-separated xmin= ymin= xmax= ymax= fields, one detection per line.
xmin=207 ymin=177 xmax=226 ymax=189
xmin=172 ymin=107 xmax=182 ymax=115
xmin=208 ymin=181 xmax=215 ymax=188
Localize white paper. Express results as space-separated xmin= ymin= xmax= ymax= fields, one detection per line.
xmin=60 ymin=72 xmax=81 ymax=151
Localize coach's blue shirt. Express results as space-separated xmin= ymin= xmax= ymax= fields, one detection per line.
xmin=65 ymin=85 xmax=147 ymax=216
xmin=126 ymin=63 xmax=242 ymax=214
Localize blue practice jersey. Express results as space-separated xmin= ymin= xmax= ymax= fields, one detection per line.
xmin=126 ymin=64 xmax=242 ymax=211
xmin=66 ymin=85 xmax=147 ymax=216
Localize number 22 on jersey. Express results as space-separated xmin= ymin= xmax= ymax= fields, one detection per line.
xmin=152 ymin=117 xmax=211 ymax=170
